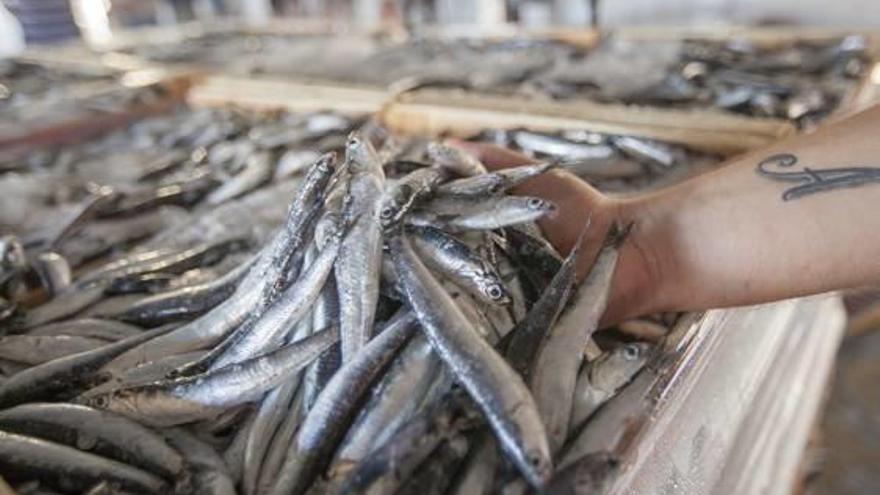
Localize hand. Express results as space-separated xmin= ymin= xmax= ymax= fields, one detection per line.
xmin=447 ymin=140 xmax=664 ymax=325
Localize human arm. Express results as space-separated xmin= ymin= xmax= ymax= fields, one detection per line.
xmin=452 ymin=104 xmax=880 ymax=324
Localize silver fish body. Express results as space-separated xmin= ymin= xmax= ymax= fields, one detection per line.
xmin=569 ymin=342 xmax=651 ymax=430
xmin=336 ymin=133 xmax=385 ymax=361
xmin=84 ymin=326 xmax=338 ymax=426
xmin=409 ymin=225 xmax=510 ymax=306
xmin=529 ymin=230 xmax=623 ymax=453
xmin=390 ymin=231 xmax=552 ymax=488
xmin=0 ymin=430 xmax=168 ymax=494
xmin=0 ymin=402 xmax=183 ymax=478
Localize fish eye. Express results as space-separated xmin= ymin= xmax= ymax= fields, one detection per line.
xmin=527 ymin=197 xmax=545 ymax=209
xmin=486 ymin=284 xmax=505 ymax=300
xmin=380 ymin=206 xmax=396 ymax=219
xmin=622 ymin=344 xmax=641 ymax=360
xmin=91 ymin=395 xmax=109 ymax=409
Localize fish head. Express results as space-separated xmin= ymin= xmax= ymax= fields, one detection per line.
xmin=591 ymin=342 xmax=653 ymax=391
xmin=0 ymin=235 xmax=26 ymax=273
xmin=476 ymin=276 xmax=511 ymax=306
xmin=79 ymin=388 xmax=142 ymax=419
xmin=524 ymin=197 xmax=556 ymax=214
xmin=345 ymin=132 xmax=381 ymax=174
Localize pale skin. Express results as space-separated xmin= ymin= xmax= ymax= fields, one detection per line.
xmin=450 ymin=104 xmax=880 ymax=325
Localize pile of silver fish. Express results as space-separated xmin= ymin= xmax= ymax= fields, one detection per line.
xmin=473 ymin=127 xmax=721 ymax=192
xmin=0 ymin=60 xmax=166 ymax=135
xmin=132 ymin=32 xmax=868 ymax=125
xmin=0 ymin=110 xmax=657 ymax=493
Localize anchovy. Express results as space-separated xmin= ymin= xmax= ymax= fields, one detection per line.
xmin=207 ymin=151 xmax=274 ymax=205
xmin=224 ymin=410 xmax=256 ymax=485
xmin=426 ymin=142 xmax=487 ymax=177
xmin=0 ymin=403 xmax=183 ymax=478
xmin=243 ymin=378 xmax=301 ymax=495
xmin=45 ymin=187 xmax=120 ymax=249
xmin=136 ymin=149 xmax=190 ymax=182
xmin=110 ymin=259 xmax=252 ymax=326
xmin=276 ymin=150 xmax=321 ymax=179
xmin=529 ymin=226 xmax=626 ymax=453
xmin=105 ymin=272 xmax=178 ymax=295
xmin=512 ymin=130 xmax=616 ymax=160
xmin=0 ymin=335 xmax=107 ymax=365
xmin=333 ymin=334 xmax=441 ymax=467
xmin=569 ymin=343 xmax=651 ymax=431
xmin=20 ymin=283 xmax=107 ymax=328
xmin=611 ymin=136 xmax=678 ymax=169
xmin=268 ymin=310 xmax=417 ymax=495
xmin=408 ymin=225 xmax=510 ymax=305
xmin=256 ymin=386 xmax=306 ymax=494
xmin=301 ymin=274 xmax=341 ymax=411
xmin=208 ymin=216 xmax=344 ymax=370
xmin=435 ymin=161 xmax=556 ymax=197
xmin=78 ymin=238 xmax=248 ymax=286
xmin=336 ymin=132 xmax=385 ymax=361
xmin=379 ymin=167 xmax=446 ymax=227
xmin=24 ymin=318 xmax=142 ymax=342
xmin=390 ymin=230 xmax=552 ymax=488
xmin=0 ymin=326 xmax=173 ymax=408
xmin=104 ymin=169 xmax=218 ymax=216
xmin=338 ymin=390 xmax=470 ymax=494
xmin=411 ymin=196 xmax=555 ymax=231
xmin=162 ymin=427 xmax=237 ymax=495
xmin=83 ymin=326 xmax=338 ymax=427
xmin=0 ymin=431 xmax=167 ymax=494
xmin=505 ymin=224 xmax=586 ymax=379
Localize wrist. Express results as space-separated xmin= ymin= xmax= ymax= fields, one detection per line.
xmin=602 ymin=194 xmax=676 ymax=323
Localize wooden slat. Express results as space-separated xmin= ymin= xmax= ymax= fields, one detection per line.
xmin=187 ymin=76 xmax=388 ymax=115
xmin=381 ymin=90 xmax=794 ymax=155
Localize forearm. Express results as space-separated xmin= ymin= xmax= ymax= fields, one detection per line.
xmin=628 ymin=105 xmax=880 ymax=314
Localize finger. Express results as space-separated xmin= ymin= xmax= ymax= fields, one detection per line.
xmin=444 ymin=139 xmax=538 ymax=170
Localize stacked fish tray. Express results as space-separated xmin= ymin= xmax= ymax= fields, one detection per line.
xmin=0 ymin=26 xmax=869 ymax=494
xmin=0 ymin=54 xmax=191 ymax=156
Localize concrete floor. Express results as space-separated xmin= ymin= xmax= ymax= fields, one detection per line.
xmin=815 ymin=328 xmax=880 ymax=494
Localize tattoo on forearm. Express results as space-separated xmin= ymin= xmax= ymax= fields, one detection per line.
xmin=756 ymin=153 xmax=880 ymax=201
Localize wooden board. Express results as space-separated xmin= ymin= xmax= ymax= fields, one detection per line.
xmin=187 ymin=76 xmax=388 ymax=115
xmin=381 ymin=89 xmax=794 ymax=155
